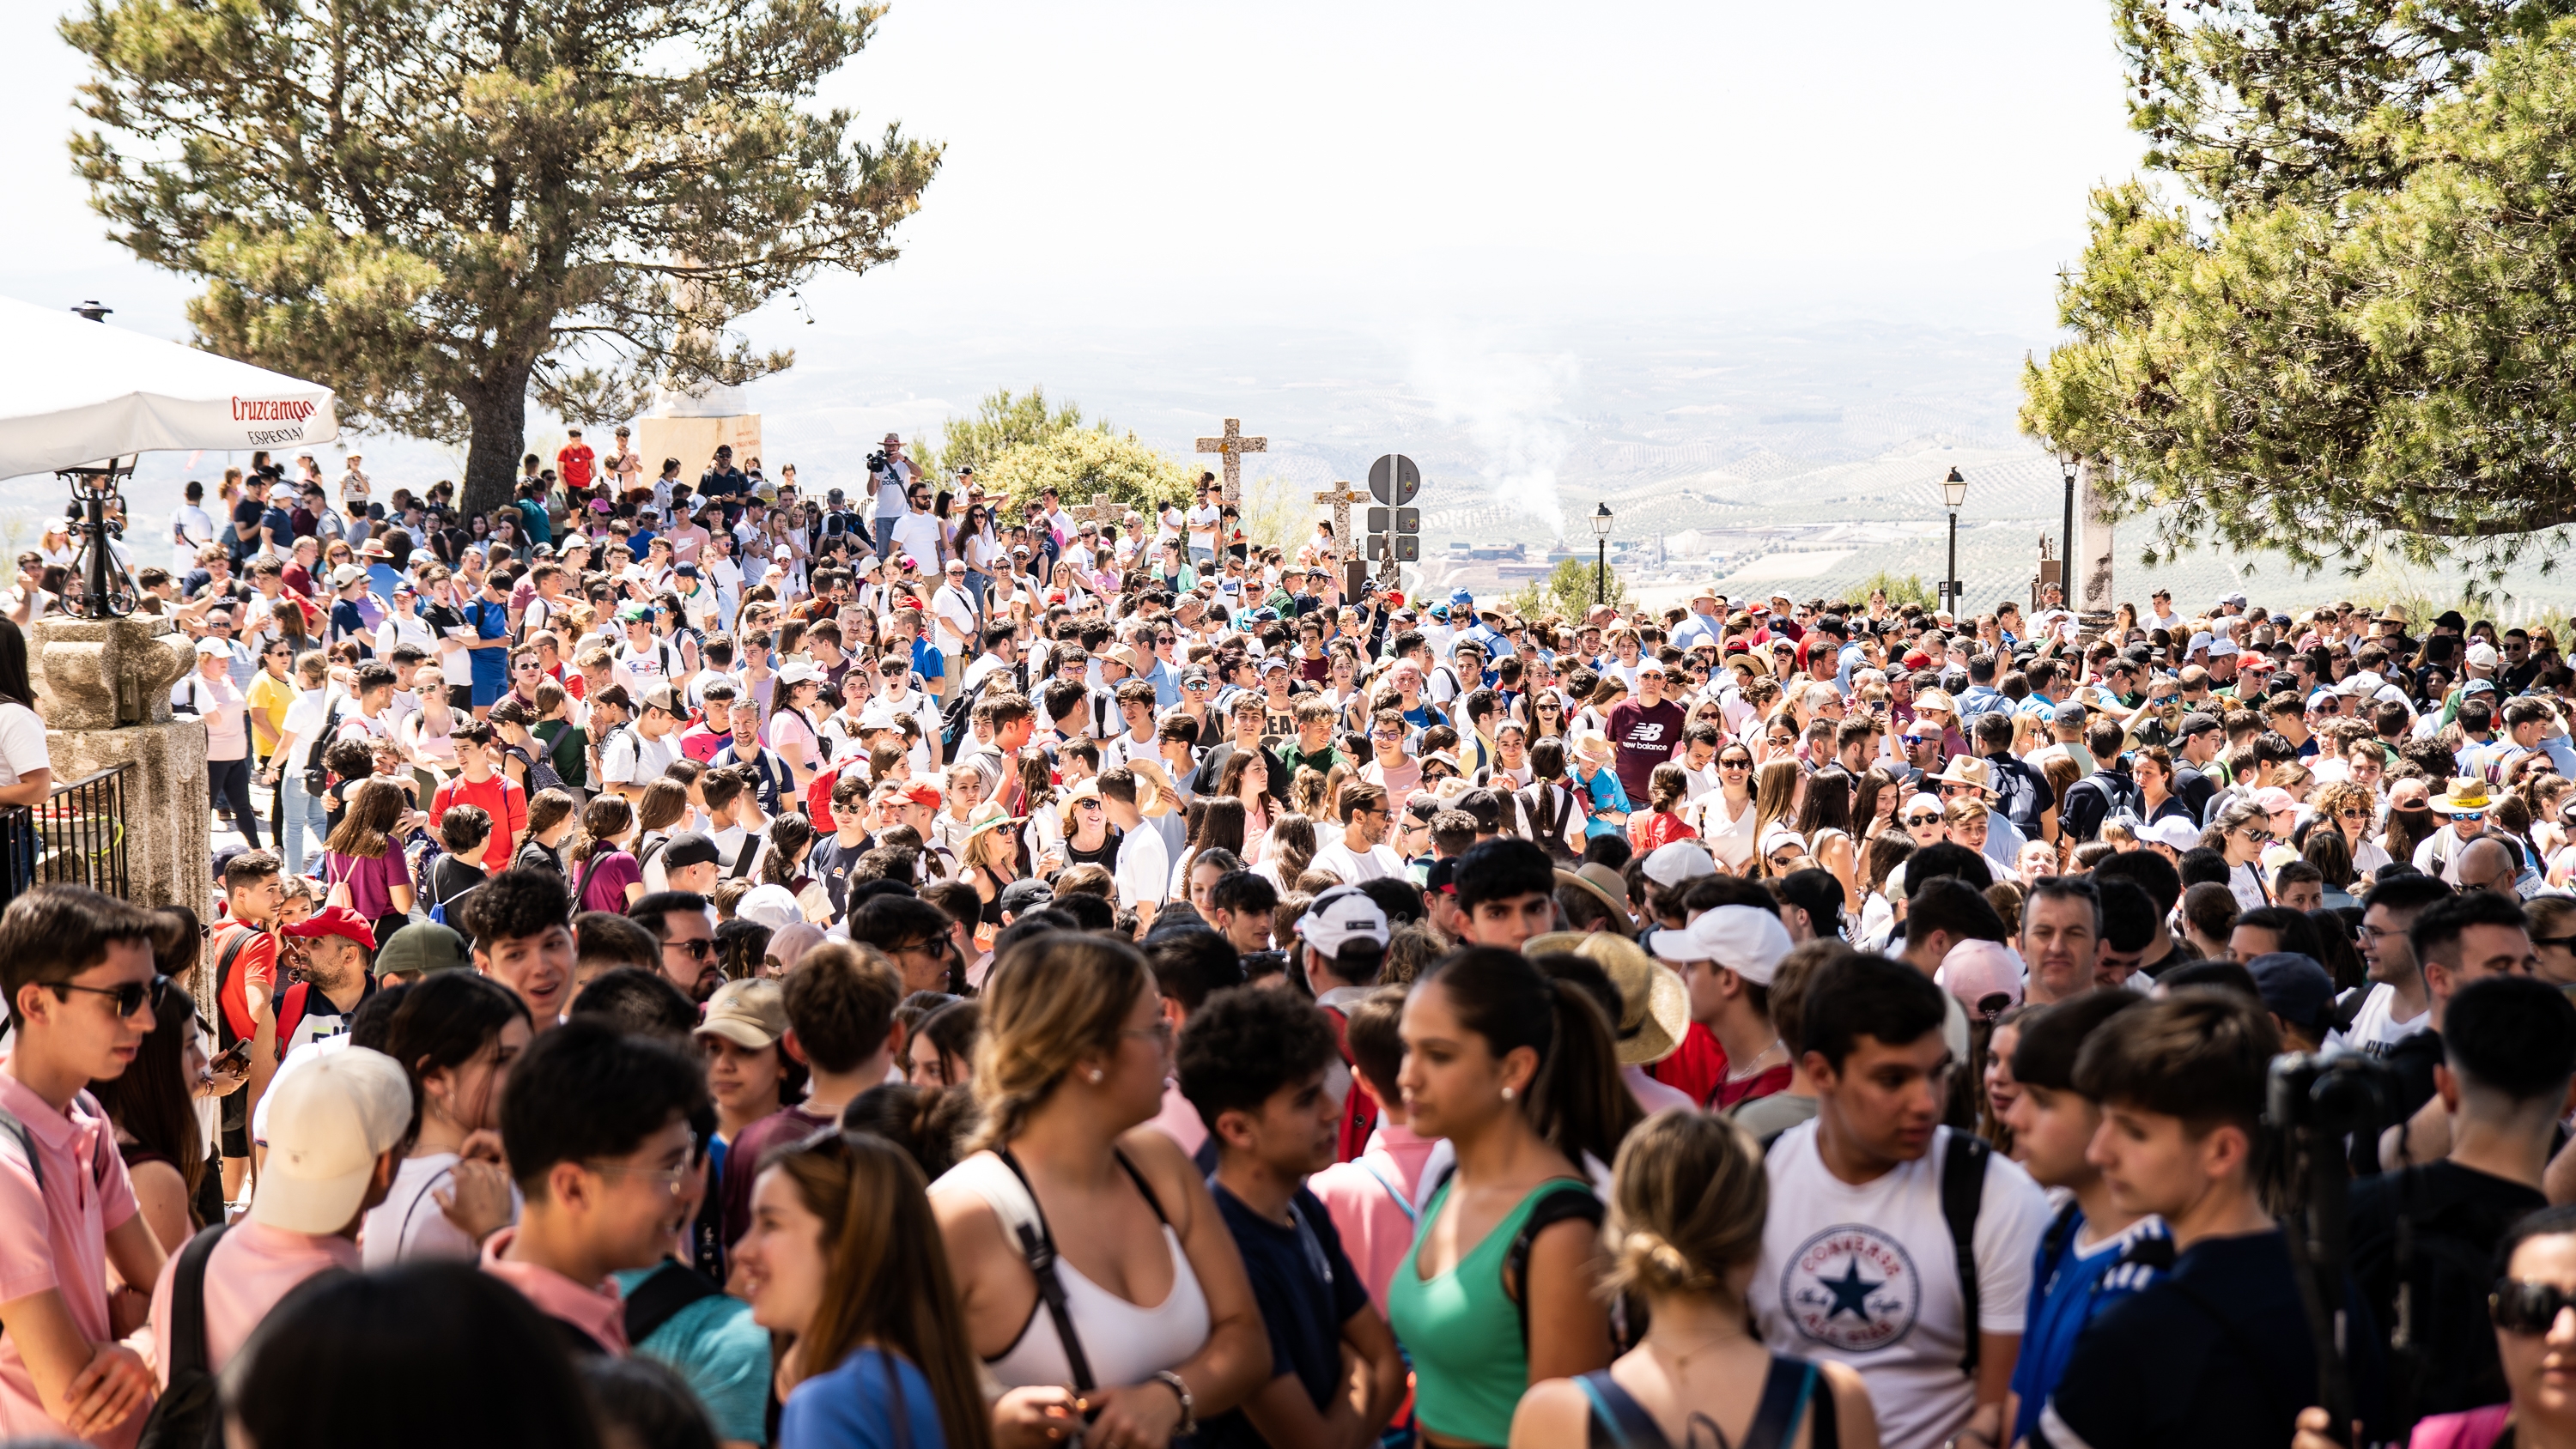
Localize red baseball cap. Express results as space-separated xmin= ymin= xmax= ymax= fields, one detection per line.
xmin=900 ymin=782 xmax=944 ymax=810
xmin=283 ymin=905 xmax=378 ymax=952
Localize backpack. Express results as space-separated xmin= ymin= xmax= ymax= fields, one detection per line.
xmin=505 ymin=739 xmax=564 ymax=796
xmin=134 ymin=1224 xmax=231 ymax=1449
xmin=1522 ymin=779 xmax=1580 ymax=863
xmin=940 ymin=672 xmax=991 ymax=761
xmin=422 ymin=854 xmax=482 ymax=927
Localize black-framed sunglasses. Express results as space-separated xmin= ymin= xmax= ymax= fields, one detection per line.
xmin=52 ymin=973 xmax=170 ymax=1018
xmin=662 ymin=938 xmax=719 ymax=960
xmin=2493 ymin=1277 xmax=2576 ymax=1335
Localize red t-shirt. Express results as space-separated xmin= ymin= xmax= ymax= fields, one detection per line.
xmin=1646 ymin=1022 xmax=1727 ymax=1106
xmin=212 ymin=921 xmax=277 ymax=1046
xmin=433 ymin=772 xmax=527 ymax=871
xmin=1627 ymin=811 xmax=1696 ymax=853
xmin=556 ymin=444 xmax=596 ymax=488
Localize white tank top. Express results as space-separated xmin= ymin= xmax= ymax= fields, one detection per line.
xmin=935 ymin=1149 xmax=1211 ymax=1391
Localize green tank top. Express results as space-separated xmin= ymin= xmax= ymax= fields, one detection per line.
xmin=1385 ymin=1176 xmax=1595 ymax=1447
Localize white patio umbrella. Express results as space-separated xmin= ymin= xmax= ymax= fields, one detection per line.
xmin=0 ymin=295 xmax=338 ymax=480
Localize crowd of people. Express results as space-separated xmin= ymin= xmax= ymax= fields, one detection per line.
xmin=3 ymin=434 xmax=2576 ymax=1449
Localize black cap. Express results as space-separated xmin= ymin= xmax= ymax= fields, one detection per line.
xmin=2177 ymin=711 xmax=2222 ymax=738
xmin=662 ymin=832 xmax=721 ymax=869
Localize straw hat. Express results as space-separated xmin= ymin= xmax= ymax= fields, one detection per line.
xmin=1552 ymin=864 xmax=1635 ymax=937
xmin=1523 ymin=931 xmax=1687 ymax=1066
xmin=1929 ymin=756 xmax=1998 ymax=797
xmin=2430 ymin=779 xmax=2493 ymax=816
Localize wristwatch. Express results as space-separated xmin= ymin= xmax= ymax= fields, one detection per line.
xmin=1149 ymin=1370 xmax=1196 ymax=1437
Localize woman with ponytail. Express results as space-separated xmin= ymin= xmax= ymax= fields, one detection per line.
xmin=734 ymin=1131 xmax=992 ymax=1449
xmin=567 ymin=793 xmax=643 ymax=912
xmin=1509 ymin=1111 xmax=1879 ymax=1448
xmin=1387 ymin=946 xmax=1637 ymax=1448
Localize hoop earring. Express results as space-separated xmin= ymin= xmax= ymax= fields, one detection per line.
xmin=1500 ymin=1086 xmax=1516 ymax=1102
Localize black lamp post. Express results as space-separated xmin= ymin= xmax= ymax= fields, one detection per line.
xmin=1591 ymin=501 xmax=1614 ymax=603
xmin=1941 ymin=468 xmax=1968 ymax=616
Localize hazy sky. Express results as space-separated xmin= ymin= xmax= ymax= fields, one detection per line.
xmin=4 ymin=0 xmax=2146 ymax=345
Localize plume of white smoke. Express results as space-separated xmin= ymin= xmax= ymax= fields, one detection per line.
xmin=1408 ymin=333 xmax=1579 ymax=537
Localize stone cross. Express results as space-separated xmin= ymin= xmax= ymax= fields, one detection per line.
xmin=1195 ymin=417 xmax=1267 ymax=506
xmin=1066 ymin=494 xmax=1125 ymax=534
xmin=1313 ymin=482 xmax=1368 ymax=566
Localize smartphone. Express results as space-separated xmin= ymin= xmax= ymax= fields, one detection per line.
xmin=212 ymin=1040 xmax=252 ymax=1075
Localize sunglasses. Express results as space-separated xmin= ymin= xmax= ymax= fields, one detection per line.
xmin=1904 ymin=813 xmax=1943 ymax=826
xmin=52 ymin=973 xmax=170 ymax=1019
xmin=663 ymin=938 xmax=719 ymax=960
xmin=2494 ymin=1278 xmax=2576 ymax=1335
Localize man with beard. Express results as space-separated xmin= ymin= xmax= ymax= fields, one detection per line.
xmin=626 ymin=889 xmax=723 ymax=1003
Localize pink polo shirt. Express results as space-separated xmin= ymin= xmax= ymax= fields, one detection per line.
xmin=0 ymin=1063 xmax=143 ymax=1448
xmin=148 ymin=1222 xmax=357 ymax=1381
xmin=1145 ymin=1076 xmax=1206 ymax=1158
xmin=481 ymin=1228 xmax=629 ymax=1355
xmin=1308 ymin=1122 xmax=1440 ymax=1318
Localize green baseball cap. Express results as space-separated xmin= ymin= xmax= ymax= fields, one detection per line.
xmin=375 ymin=922 xmax=471 ymax=979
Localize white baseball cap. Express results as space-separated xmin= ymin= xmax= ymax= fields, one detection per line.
xmin=1641 ymin=841 xmax=1716 ymax=889
xmin=250 ymin=1046 xmax=413 ymax=1234
xmin=1649 ymin=904 xmax=1791 ymax=985
xmin=1297 ymin=886 xmax=1390 ymax=956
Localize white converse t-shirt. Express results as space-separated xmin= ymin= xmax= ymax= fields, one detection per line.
xmin=1755 ymin=1121 xmax=2050 ymax=1449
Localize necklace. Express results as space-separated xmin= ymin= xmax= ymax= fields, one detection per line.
xmin=1645 ymin=1324 xmax=1747 ymax=1379
xmin=1728 ymin=1040 xmax=1787 ymax=1081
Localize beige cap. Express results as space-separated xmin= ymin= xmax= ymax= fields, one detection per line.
xmin=251 ymin=1046 xmax=413 ymax=1235
xmin=696 ymin=978 xmax=787 ymax=1050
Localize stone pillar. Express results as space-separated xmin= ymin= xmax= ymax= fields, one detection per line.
xmin=2075 ymin=458 xmax=2117 ymax=615
xmin=28 ymin=615 xmax=205 ymax=913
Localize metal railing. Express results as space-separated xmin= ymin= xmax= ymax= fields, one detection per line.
xmin=0 ymin=766 xmax=131 ymax=908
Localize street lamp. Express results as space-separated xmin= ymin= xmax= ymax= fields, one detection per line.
xmin=1941 ymin=468 xmax=1968 ymax=617
xmin=1591 ymin=501 xmax=1614 ymax=604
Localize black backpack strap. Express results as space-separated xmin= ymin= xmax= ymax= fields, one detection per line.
xmin=1941 ymin=1131 xmax=1990 ymax=1378
xmin=1742 ymin=1354 xmax=1821 ymax=1449
xmin=730 ymin=835 xmax=761 ymax=878
xmin=1574 ymin=1368 xmax=1670 ymax=1449
xmin=573 ymin=852 xmax=605 ymax=913
xmin=166 ymin=1223 xmax=231 ymax=1382
xmin=622 ymin=1259 xmax=725 ymax=1348
xmin=995 ymin=1146 xmax=1097 ymax=1393
xmin=1504 ymin=1181 xmax=1607 ymax=1355
xmin=0 ymin=1107 xmax=43 ymax=1193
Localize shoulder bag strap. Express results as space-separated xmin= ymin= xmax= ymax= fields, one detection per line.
xmin=1741 ymin=1355 xmax=1820 ymax=1449
xmin=994 ymin=1147 xmax=1098 ymax=1393
xmin=1573 ymin=1369 xmax=1669 ymax=1449
xmin=0 ymin=1107 xmax=43 ymax=1193
xmin=1941 ymin=1131 xmax=1990 ymax=1378
xmin=730 ymin=835 xmax=761 ymax=878
xmin=573 ymin=852 xmax=605 ymax=914
xmin=1358 ymin=1158 xmax=1418 ymax=1223
xmin=166 ymin=1223 xmax=231 ymax=1380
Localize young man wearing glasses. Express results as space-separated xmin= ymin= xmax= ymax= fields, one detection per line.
xmin=0 ymin=887 xmax=168 ymax=1445
xmin=489 ymin=1018 xmax=712 ymax=1354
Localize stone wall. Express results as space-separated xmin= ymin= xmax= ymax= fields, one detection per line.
xmin=28 ymin=615 xmax=207 ymax=912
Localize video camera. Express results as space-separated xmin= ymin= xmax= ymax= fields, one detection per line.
xmin=2267 ymin=1048 xmax=2401 ymax=1446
